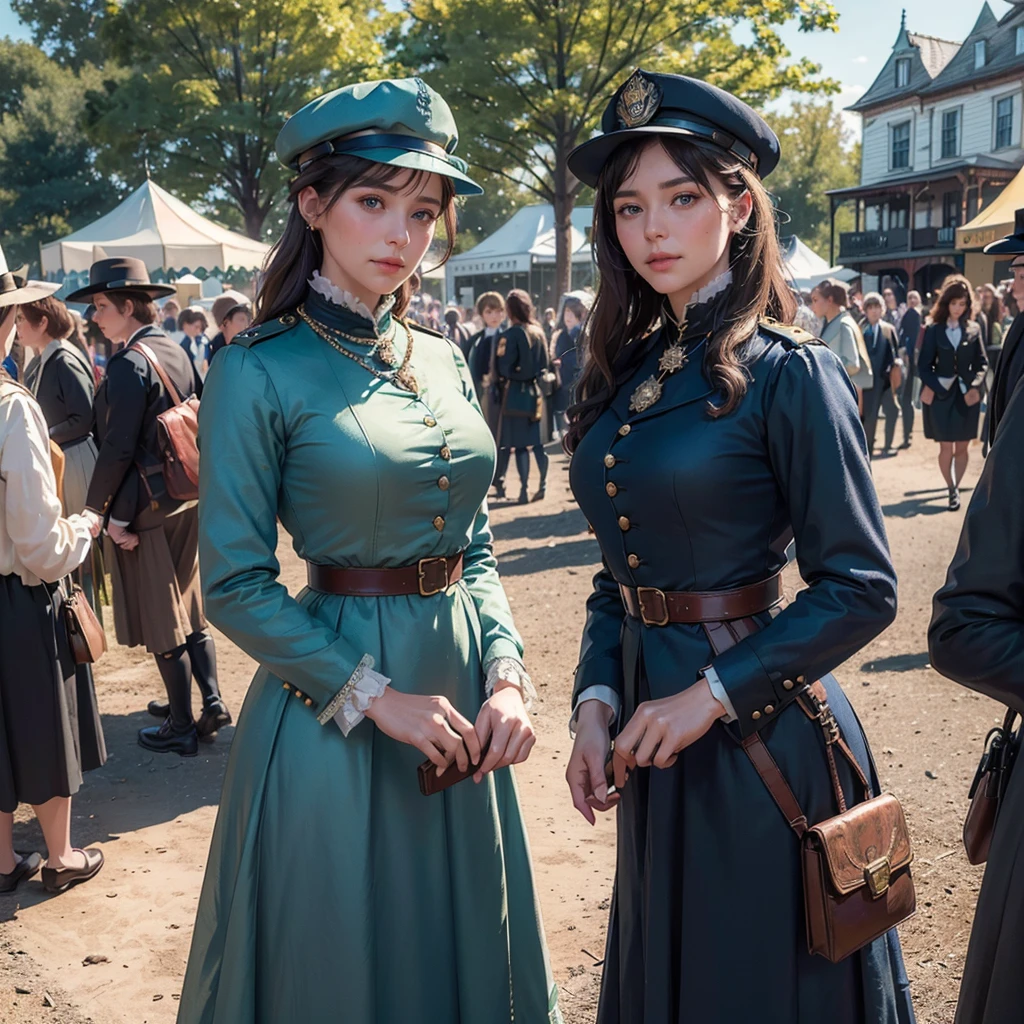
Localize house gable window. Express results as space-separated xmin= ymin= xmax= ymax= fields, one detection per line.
xmin=895 ymin=58 xmax=911 ymax=88
xmin=996 ymin=96 xmax=1015 ymax=150
xmin=974 ymin=40 xmax=986 ymax=69
xmin=890 ymin=121 xmax=911 ymax=170
xmin=941 ymin=109 xmax=960 ymax=159
xmin=1017 ymin=25 xmax=1024 ymax=55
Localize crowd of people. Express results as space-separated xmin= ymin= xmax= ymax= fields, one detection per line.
xmin=3 ymin=66 xmax=1024 ymax=1024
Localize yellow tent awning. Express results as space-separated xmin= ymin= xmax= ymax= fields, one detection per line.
xmin=957 ymin=164 xmax=1024 ymax=251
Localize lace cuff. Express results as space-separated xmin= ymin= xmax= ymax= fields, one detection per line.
xmin=317 ymin=654 xmax=390 ymax=734
xmin=484 ymin=656 xmax=537 ymax=711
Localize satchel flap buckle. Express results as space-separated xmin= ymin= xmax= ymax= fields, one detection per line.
xmin=636 ymin=587 xmax=670 ymax=627
xmin=418 ymin=557 xmax=450 ymax=597
xmin=864 ymin=856 xmax=891 ymax=898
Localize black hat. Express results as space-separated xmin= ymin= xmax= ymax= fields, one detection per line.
xmin=983 ymin=208 xmax=1024 ymax=262
xmin=65 ymin=257 xmax=176 ymax=303
xmin=568 ymin=69 xmax=781 ymax=187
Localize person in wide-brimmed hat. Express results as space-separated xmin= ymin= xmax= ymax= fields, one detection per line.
xmin=205 ymin=289 xmax=252 ymax=364
xmin=0 ymin=241 xmax=106 ymax=896
xmin=78 ymin=256 xmax=232 ymax=757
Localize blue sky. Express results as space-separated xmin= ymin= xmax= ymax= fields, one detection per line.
xmin=0 ymin=0 xmax=1012 ymax=134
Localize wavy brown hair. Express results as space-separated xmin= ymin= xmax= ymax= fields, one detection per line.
xmin=929 ymin=274 xmax=977 ymax=327
xmin=258 ymin=155 xmax=458 ymax=324
xmin=565 ymin=136 xmax=795 ymax=451
xmin=505 ymin=288 xmax=547 ymax=347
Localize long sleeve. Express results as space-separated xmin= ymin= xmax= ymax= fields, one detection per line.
xmin=711 ymin=344 xmax=897 ymax=737
xmin=0 ymin=390 xmax=91 ymax=583
xmin=837 ymin=320 xmax=860 ymax=372
xmin=967 ymin=334 xmax=988 ymax=391
xmin=917 ymin=325 xmax=949 ymax=396
xmin=929 ymin=377 xmax=1024 ymax=711
xmin=197 ymin=343 xmax=371 ymax=720
xmin=47 ymin=352 xmax=95 ymax=445
xmin=85 ymin=353 xmax=148 ymax=513
xmin=572 ymin=560 xmax=626 ymax=705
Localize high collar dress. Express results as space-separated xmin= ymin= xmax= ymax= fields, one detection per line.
xmin=177 ymin=287 xmax=561 ymax=1023
xmin=569 ymin=299 xmax=915 ymax=1024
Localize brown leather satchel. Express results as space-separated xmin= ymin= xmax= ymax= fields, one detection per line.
xmin=706 ymin=621 xmax=915 ymax=962
xmin=62 ymin=582 xmax=107 ymax=664
xmin=963 ymin=708 xmax=1019 ymax=865
xmin=132 ymin=341 xmax=200 ymax=501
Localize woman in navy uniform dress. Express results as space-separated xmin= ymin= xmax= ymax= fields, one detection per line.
xmin=563 ymin=70 xmax=915 ymax=1024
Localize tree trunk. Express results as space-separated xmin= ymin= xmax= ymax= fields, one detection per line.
xmin=239 ymin=174 xmax=266 ymax=240
xmin=552 ymin=137 xmax=574 ymax=304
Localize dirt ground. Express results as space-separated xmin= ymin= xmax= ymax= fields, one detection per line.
xmin=0 ymin=433 xmax=1002 ymax=1024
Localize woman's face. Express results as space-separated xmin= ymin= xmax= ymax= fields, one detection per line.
xmin=809 ymin=289 xmax=828 ymax=318
xmin=563 ymin=307 xmax=580 ymax=331
xmin=13 ymin=308 xmax=51 ymax=351
xmin=948 ymin=296 xmax=968 ymax=321
xmin=91 ymin=293 xmax=134 ymax=342
xmin=299 ymin=169 xmax=444 ymax=311
xmin=482 ymin=305 xmax=504 ymax=329
xmin=612 ymin=143 xmax=751 ymax=314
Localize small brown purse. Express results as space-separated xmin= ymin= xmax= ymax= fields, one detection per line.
xmin=963 ymin=709 xmax=1019 ymax=865
xmin=62 ymin=583 xmax=107 ymax=664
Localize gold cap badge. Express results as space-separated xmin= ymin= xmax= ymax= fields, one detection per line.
xmin=616 ymin=70 xmax=662 ymax=129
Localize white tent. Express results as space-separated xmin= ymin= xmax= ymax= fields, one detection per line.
xmin=782 ymin=235 xmax=857 ymax=290
xmin=41 ymin=179 xmax=270 ymax=276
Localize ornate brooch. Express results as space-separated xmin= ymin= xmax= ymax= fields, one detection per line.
xmin=628 ymin=332 xmax=710 ymax=414
xmin=617 ymin=70 xmax=662 ymax=129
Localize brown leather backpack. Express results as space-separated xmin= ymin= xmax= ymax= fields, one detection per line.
xmin=133 ymin=341 xmax=200 ymax=501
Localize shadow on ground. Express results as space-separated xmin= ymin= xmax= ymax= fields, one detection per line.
xmin=860 ymin=651 xmax=932 ymax=673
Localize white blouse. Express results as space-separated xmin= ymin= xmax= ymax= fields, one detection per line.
xmin=937 ymin=319 xmax=967 ymax=394
xmin=0 ymin=379 xmax=92 ymax=586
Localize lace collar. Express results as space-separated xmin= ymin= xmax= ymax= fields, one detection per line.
xmin=308 ymin=271 xmax=396 ymax=335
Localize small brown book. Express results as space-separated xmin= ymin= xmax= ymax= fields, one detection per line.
xmin=417 ymin=756 xmax=482 ymax=796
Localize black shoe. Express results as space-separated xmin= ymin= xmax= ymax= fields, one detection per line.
xmin=41 ymin=848 xmax=104 ymax=894
xmin=517 ymin=488 xmax=530 ymax=505
xmin=138 ymin=718 xmax=198 ymax=757
xmin=147 ymin=700 xmax=170 ymax=719
xmin=493 ymin=481 xmax=506 ymax=500
xmin=196 ymin=701 xmax=232 ymax=743
xmin=948 ymin=487 xmax=961 ymax=511
xmin=0 ymin=852 xmax=42 ymax=893
xmin=898 ymin=440 xmax=911 ymax=450
xmin=531 ymin=485 xmax=547 ymax=502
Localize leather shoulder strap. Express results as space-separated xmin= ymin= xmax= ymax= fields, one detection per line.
xmin=741 ymin=733 xmax=808 ymax=837
xmin=133 ymin=341 xmax=183 ymax=406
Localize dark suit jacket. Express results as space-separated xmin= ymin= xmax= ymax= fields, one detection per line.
xmin=861 ymin=320 xmax=896 ymax=390
xmin=899 ymin=307 xmax=922 ymax=371
xmin=918 ymin=321 xmax=987 ymax=399
xmin=988 ymin=312 xmax=1024 ymax=444
xmin=28 ymin=340 xmax=95 ymax=446
xmin=86 ymin=325 xmax=202 ymax=517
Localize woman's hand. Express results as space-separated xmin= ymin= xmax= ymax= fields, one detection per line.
xmin=80 ymin=509 xmax=103 ymax=539
xmin=472 ymin=680 xmax=535 ymax=782
xmin=612 ymin=677 xmax=726 ymax=790
xmin=920 ymin=384 xmax=935 ymax=406
xmin=107 ymin=522 xmax=139 ymax=551
xmin=965 ymin=387 xmax=982 ymax=407
xmin=566 ymin=700 xmax=618 ymax=825
xmin=365 ymin=688 xmax=482 ymax=773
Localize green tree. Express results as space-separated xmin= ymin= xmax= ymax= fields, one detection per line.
xmin=0 ymin=42 xmax=123 ymax=274
xmin=10 ymin=0 xmax=109 ymax=72
xmin=396 ymin=0 xmax=841 ymax=300
xmin=767 ymin=100 xmax=859 ymax=262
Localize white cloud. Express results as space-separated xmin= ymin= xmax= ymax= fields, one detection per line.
xmin=852 ymin=55 xmax=870 ymax=64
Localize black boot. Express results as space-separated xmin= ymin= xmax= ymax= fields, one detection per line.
xmin=493 ymin=447 xmax=511 ymax=499
xmin=140 ymin=646 xmax=197 ymax=755
xmin=531 ymin=444 xmax=549 ymax=502
xmin=148 ymin=699 xmax=170 ymax=718
xmin=138 ymin=717 xmax=198 ymax=756
xmin=187 ymin=632 xmax=230 ymax=741
xmin=515 ymin=449 xmax=530 ymax=503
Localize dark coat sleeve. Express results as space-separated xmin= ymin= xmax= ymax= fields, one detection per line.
xmin=966 ymin=329 xmax=988 ymax=392
xmin=928 ymin=377 xmax=1024 ymax=711
xmin=47 ymin=351 xmax=95 ymax=445
xmin=711 ymin=344 xmax=898 ymax=736
xmin=572 ymin=559 xmax=626 ymax=701
xmin=900 ymin=308 xmax=921 ymax=354
xmin=917 ymin=324 xmax=949 ymax=396
xmin=85 ymin=353 xmax=149 ymax=514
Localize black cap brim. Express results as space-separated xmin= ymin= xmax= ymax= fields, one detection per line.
xmin=65 ymin=280 xmax=177 ymax=303
xmin=983 ymin=235 xmax=1024 ymax=256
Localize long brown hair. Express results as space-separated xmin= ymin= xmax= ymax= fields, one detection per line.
xmin=505 ymin=288 xmax=547 ymax=347
xmin=929 ymin=274 xmax=977 ymax=327
xmin=258 ymin=155 xmax=457 ymax=324
xmin=565 ymin=136 xmax=794 ymax=451
xmin=20 ymin=296 xmax=74 ymax=340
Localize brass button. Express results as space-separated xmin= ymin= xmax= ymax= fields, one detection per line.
xmin=618 ymin=516 xmax=630 ymax=532
xmin=782 ymin=679 xmax=794 ymax=690
xmin=304 ymin=698 xmax=313 ymax=707
xmin=282 ymin=682 xmax=290 ymax=691
xmin=797 ymin=674 xmax=806 ymax=683
xmin=765 ymin=704 xmax=775 ymax=715
xmin=618 ymin=424 xmax=632 ymax=436
xmin=440 ymin=446 xmax=452 ymax=461
xmin=606 ymin=482 xmax=618 ymax=497
xmin=604 ymin=454 xmax=616 ymax=468
xmin=752 ymin=710 xmax=762 ymax=721
xmin=433 ymin=515 xmax=445 ymax=531
xmin=279 ymin=313 xmax=297 ymax=325
xmin=438 ymin=476 xmax=450 ymax=491
xmin=294 ymin=690 xmax=304 ymax=700
xmin=627 ymin=554 xmax=640 ymax=569
xmin=424 ymin=416 xmax=437 ymax=427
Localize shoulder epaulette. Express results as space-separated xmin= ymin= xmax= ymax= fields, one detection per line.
xmin=233 ymin=311 xmax=301 ymax=349
xmin=404 ymin=320 xmax=446 ymax=340
xmin=758 ymin=318 xmax=821 ymax=348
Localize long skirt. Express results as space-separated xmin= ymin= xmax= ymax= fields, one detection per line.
xmin=0 ymin=573 xmax=106 ymax=813
xmin=109 ymin=506 xmax=205 ymax=654
xmin=499 ymin=412 xmax=543 ymax=449
xmin=954 ymin=737 xmax=1024 ymax=1023
xmin=923 ymin=390 xmax=981 ymax=442
xmin=598 ymin=665 xmax=916 ymax=1024
xmin=177 ymin=583 xmax=561 ymax=1024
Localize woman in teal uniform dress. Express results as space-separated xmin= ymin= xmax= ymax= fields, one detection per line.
xmin=177 ymin=78 xmax=560 ymax=1024
xmin=563 ymin=71 xmax=915 ymax=1024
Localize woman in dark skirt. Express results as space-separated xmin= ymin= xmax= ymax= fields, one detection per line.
xmin=918 ymin=275 xmax=987 ymax=511
xmin=563 ymin=70 xmax=915 ymax=1024
xmin=0 ymin=261 xmax=106 ymax=895
xmin=494 ymin=289 xmax=550 ymax=503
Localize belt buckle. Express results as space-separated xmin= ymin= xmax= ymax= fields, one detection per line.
xmin=636 ymin=587 xmax=670 ymax=627
xmin=418 ymin=557 xmax=450 ymax=597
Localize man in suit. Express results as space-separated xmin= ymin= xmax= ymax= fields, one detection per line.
xmin=983 ymin=211 xmax=1024 ymax=446
xmin=860 ymin=292 xmax=900 ymax=458
xmin=897 ymin=290 xmax=923 ymax=448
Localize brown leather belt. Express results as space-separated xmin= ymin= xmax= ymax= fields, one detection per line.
xmin=306 ymin=554 xmax=464 ymax=598
xmin=619 ymin=571 xmax=784 ymax=626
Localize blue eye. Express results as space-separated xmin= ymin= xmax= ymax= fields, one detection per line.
xmin=361 ymin=196 xmax=382 ymax=210
xmin=616 ymin=203 xmax=641 ymax=217
xmin=412 ymin=210 xmax=437 ymax=222
xmin=672 ymin=193 xmax=696 ymax=206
